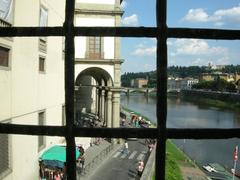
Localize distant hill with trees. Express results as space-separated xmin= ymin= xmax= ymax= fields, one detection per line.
xmin=121 ymin=65 xmax=240 ymax=87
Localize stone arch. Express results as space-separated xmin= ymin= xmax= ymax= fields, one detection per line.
xmin=75 ymin=67 xmax=114 ymax=87
xmin=75 ymin=67 xmax=114 ymax=127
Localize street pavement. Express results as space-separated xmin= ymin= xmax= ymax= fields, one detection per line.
xmin=84 ymin=139 xmax=149 ymax=180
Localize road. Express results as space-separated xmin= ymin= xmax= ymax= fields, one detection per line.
xmin=86 ymin=139 xmax=149 ymax=180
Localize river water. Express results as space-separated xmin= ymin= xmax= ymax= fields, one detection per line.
xmin=121 ymin=94 xmax=240 ymax=171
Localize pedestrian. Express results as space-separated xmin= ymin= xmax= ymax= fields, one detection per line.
xmin=54 ymin=171 xmax=61 ymax=180
xmin=80 ymin=154 xmax=85 ymax=169
xmin=124 ymin=140 xmax=129 ymax=154
xmin=138 ymin=160 xmax=144 ymax=167
xmin=137 ymin=163 xmax=144 ymax=176
xmin=135 ymin=118 xmax=139 ymax=128
xmin=121 ymin=118 xmax=126 ymax=126
xmin=131 ymin=115 xmax=136 ymax=127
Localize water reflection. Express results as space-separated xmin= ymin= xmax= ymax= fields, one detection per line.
xmin=121 ymin=94 xmax=240 ymax=129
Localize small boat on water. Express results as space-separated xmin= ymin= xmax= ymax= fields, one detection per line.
xmin=203 ymin=163 xmax=240 ymax=180
xmin=203 ymin=165 xmax=218 ymax=173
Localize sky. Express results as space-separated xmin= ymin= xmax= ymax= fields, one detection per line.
xmin=120 ymin=0 xmax=240 ymax=73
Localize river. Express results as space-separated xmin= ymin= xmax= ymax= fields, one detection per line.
xmin=121 ymin=94 xmax=240 ymax=172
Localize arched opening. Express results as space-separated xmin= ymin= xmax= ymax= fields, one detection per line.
xmin=75 ymin=67 xmax=113 ymax=127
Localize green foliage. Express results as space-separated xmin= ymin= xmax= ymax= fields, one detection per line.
xmin=121 ymin=71 xmax=156 ymax=87
xmin=192 ymin=78 xmax=237 ymax=92
xmin=150 ymin=141 xmax=186 ymax=180
xmin=121 ymin=65 xmax=240 ymax=88
xmin=168 ymin=66 xmax=210 ymax=78
xmin=166 ymin=155 xmax=184 ymax=180
xmin=222 ymin=65 xmax=240 ymax=73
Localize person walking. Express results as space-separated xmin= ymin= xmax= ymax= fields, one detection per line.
xmin=137 ymin=162 xmax=144 ymax=177
xmin=124 ymin=140 xmax=129 ymax=154
xmin=80 ymin=154 xmax=85 ymax=170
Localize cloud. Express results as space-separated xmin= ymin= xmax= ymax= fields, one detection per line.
xmin=168 ymin=39 xmax=231 ymax=66
xmin=183 ymin=8 xmax=210 ymax=22
xmin=173 ymin=39 xmax=228 ymax=56
xmin=132 ymin=45 xmax=156 ymax=56
xmin=121 ymin=14 xmax=138 ymax=26
xmin=182 ymin=5 xmax=240 ymax=27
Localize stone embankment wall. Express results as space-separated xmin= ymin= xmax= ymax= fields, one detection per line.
xmin=181 ymin=89 xmax=240 ymax=102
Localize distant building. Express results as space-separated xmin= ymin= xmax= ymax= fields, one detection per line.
xmin=236 ymin=79 xmax=240 ymax=93
xmin=234 ymin=73 xmax=240 ymax=82
xmin=207 ymin=62 xmax=226 ymax=70
xmin=181 ymin=78 xmax=199 ymax=89
xmin=131 ymin=78 xmax=148 ymax=88
xmin=168 ymin=77 xmax=182 ymax=91
xmin=199 ymin=73 xmax=215 ymax=81
xmin=168 ymin=77 xmax=198 ymax=91
xmin=199 ymin=73 xmax=237 ymax=82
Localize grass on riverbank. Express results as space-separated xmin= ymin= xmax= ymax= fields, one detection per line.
xmin=151 ymin=141 xmax=193 ymax=180
xmin=182 ymin=95 xmax=240 ymax=110
xmin=149 ymin=91 xmax=240 ymax=110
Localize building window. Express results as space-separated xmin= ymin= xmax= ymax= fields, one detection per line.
xmin=0 ymin=46 xmax=9 ymax=67
xmin=0 ymin=0 xmax=13 ymax=27
xmin=87 ymin=36 xmax=103 ymax=59
xmin=0 ymin=119 xmax=11 ymax=179
xmin=0 ymin=133 xmax=10 ymax=178
xmin=62 ymin=105 xmax=66 ymax=126
xmin=38 ymin=111 xmax=46 ymax=151
xmin=39 ymin=56 xmax=45 ymax=72
xmin=39 ymin=5 xmax=48 ymax=52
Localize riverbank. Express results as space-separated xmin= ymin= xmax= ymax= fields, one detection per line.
xmin=149 ymin=91 xmax=240 ymax=110
xmin=121 ymin=106 xmax=207 ymax=180
xmin=181 ymin=90 xmax=240 ymax=110
xmin=121 ymin=106 xmax=156 ymax=128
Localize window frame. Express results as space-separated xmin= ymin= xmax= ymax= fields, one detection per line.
xmin=0 ymin=1 xmax=239 ymax=180
xmin=0 ymin=44 xmax=11 ymax=70
xmin=38 ymin=56 xmax=46 ymax=73
xmin=38 ymin=110 xmax=46 ymax=152
xmin=39 ymin=4 xmax=48 ymax=53
xmin=0 ymin=119 xmax=12 ymax=179
xmin=86 ymin=36 xmax=104 ymax=59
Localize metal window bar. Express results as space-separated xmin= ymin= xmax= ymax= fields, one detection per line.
xmin=0 ymin=0 xmax=240 ymax=180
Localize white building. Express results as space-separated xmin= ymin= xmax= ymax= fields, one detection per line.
xmin=181 ymin=78 xmax=199 ymax=90
xmin=168 ymin=77 xmax=199 ymax=91
xmin=74 ymin=0 xmax=123 ymax=128
xmin=0 ymin=1 xmax=65 ymax=179
xmin=1 ymin=0 xmax=123 ymax=179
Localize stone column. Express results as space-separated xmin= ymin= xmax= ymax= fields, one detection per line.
xmin=101 ymin=89 xmax=105 ymax=121
xmin=112 ymin=91 xmax=120 ymax=128
xmin=97 ymin=89 xmax=101 ymax=118
xmin=106 ymin=91 xmax=112 ymax=128
xmin=114 ymin=63 xmax=121 ymax=87
xmin=95 ymin=88 xmax=99 ymax=115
